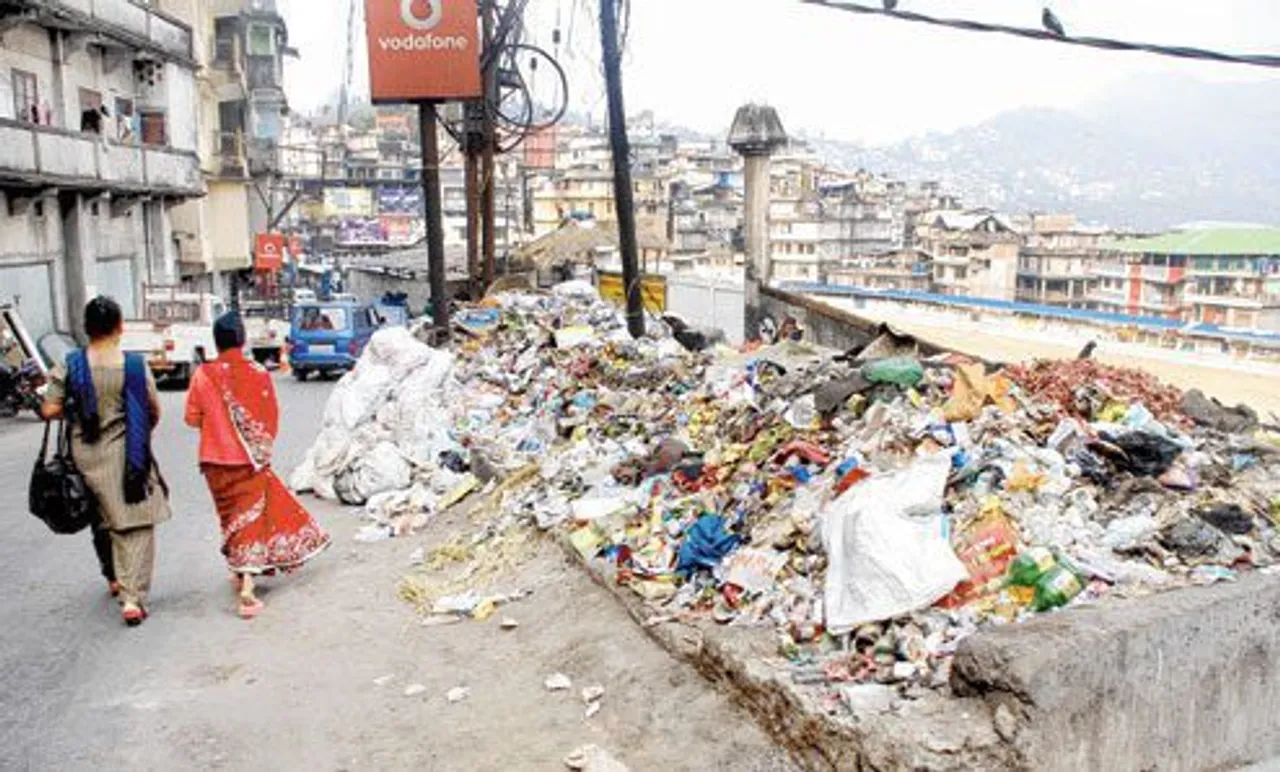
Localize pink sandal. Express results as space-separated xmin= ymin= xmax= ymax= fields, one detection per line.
xmin=238 ymin=596 xmax=264 ymax=619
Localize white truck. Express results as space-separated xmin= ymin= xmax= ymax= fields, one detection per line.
xmin=239 ymin=300 xmax=290 ymax=369
xmin=121 ymin=288 xmax=226 ymax=387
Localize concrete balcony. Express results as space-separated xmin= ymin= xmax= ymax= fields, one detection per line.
xmin=1140 ymin=265 xmax=1184 ymax=283
xmin=1092 ymin=263 xmax=1129 ymax=278
xmin=0 ymin=119 xmax=203 ymax=197
xmin=1184 ymin=290 xmax=1271 ymax=310
xmin=33 ymin=0 xmax=194 ymax=62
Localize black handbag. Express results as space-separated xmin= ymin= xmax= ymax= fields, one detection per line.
xmin=29 ymin=419 xmax=96 ymax=535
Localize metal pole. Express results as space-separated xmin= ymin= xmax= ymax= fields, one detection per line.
xmin=599 ymin=0 xmax=644 ymax=338
xmin=465 ymin=136 xmax=480 ymax=298
xmin=419 ymin=102 xmax=449 ymax=339
xmin=480 ymin=0 xmax=497 ymax=289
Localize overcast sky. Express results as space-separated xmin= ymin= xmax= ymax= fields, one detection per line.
xmin=280 ymin=0 xmax=1280 ymax=144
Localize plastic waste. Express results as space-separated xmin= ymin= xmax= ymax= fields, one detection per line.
xmin=822 ymin=453 xmax=967 ymax=634
xmin=1033 ymin=565 xmax=1084 ymax=611
xmin=1007 ymin=547 xmax=1056 ymax=587
xmin=862 ymin=357 xmax=925 ymax=388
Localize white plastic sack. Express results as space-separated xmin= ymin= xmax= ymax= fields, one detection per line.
xmin=822 ymin=453 xmax=967 ymax=634
xmin=552 ymin=280 xmax=600 ymax=300
xmin=325 ymin=362 xmax=393 ymax=430
xmin=334 ymin=442 xmax=413 ymax=505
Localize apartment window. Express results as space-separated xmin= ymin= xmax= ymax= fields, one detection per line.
xmin=12 ymin=69 xmax=38 ymax=123
xmin=214 ymin=18 xmax=238 ymax=66
xmin=247 ymin=24 xmax=276 ymax=57
xmin=78 ymin=88 xmax=105 ymax=134
xmin=115 ymin=98 xmax=136 ymax=143
xmin=140 ymin=110 xmax=167 ymax=146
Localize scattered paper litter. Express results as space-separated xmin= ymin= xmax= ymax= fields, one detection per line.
xmin=564 ymin=744 xmax=629 ymax=771
xmin=501 ymin=617 xmax=520 ymax=630
xmin=545 ymin=673 xmax=573 ymax=692
xmin=372 ymin=674 xmax=394 ymax=687
xmin=581 ymin=685 xmax=605 ymax=704
xmin=584 ymin=701 xmax=602 ymax=719
xmin=403 ymin=684 xmax=427 ymax=697
xmin=447 ymin=686 xmax=471 ymax=704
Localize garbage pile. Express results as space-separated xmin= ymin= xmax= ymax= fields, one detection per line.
xmin=292 ymin=285 xmax=1280 ymax=695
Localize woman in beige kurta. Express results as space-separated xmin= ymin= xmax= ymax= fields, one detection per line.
xmin=43 ymin=297 xmax=171 ymax=626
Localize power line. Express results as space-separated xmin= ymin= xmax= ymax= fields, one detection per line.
xmin=801 ymin=0 xmax=1280 ymax=70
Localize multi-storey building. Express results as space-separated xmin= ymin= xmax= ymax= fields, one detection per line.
xmin=1093 ymin=228 xmax=1280 ymax=330
xmin=1015 ymin=213 xmax=1110 ymax=309
xmin=827 ymin=249 xmax=933 ymax=291
xmin=817 ymin=173 xmax=907 ymax=264
xmin=168 ymin=0 xmax=291 ymax=282
xmin=0 ymin=0 xmax=204 ymax=338
xmin=917 ymin=210 xmax=1020 ymax=301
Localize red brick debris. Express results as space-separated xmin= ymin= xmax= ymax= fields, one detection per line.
xmin=1004 ymin=359 xmax=1186 ymax=424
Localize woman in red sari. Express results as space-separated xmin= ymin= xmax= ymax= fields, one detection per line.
xmin=185 ymin=313 xmax=330 ymax=618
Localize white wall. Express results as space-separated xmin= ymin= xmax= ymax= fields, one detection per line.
xmin=0 ymin=191 xmax=64 ymax=339
xmin=163 ymin=63 xmax=198 ymax=152
xmin=0 ymin=25 xmax=56 ymax=123
xmin=666 ymin=273 xmax=745 ymax=344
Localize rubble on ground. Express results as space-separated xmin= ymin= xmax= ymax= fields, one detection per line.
xmin=291 ymin=284 xmax=1280 ymax=705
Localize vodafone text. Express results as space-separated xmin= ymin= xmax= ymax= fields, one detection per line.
xmin=378 ymin=34 xmax=469 ymax=51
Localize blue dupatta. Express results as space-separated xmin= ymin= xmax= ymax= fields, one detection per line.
xmin=66 ymin=350 xmax=155 ymax=504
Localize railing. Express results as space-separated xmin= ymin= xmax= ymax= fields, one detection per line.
xmin=0 ymin=118 xmax=201 ymax=194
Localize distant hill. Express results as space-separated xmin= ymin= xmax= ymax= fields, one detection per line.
xmin=809 ymin=75 xmax=1280 ymax=230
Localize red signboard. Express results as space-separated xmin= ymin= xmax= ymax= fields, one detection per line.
xmin=255 ymin=232 xmax=285 ymax=272
xmin=365 ymin=0 xmax=482 ymax=102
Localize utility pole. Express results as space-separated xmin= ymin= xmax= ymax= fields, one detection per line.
xmin=464 ymin=106 xmax=482 ymax=298
xmin=419 ymin=103 xmax=449 ymax=339
xmin=599 ymin=0 xmax=644 ymax=338
xmin=480 ymin=0 xmax=498 ymax=289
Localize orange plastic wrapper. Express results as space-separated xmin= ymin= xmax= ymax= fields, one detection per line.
xmin=943 ymin=364 xmax=1016 ymax=422
xmin=937 ymin=499 xmax=1020 ymax=609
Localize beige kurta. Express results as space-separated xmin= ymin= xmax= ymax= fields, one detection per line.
xmin=46 ymin=364 xmax=172 ymax=530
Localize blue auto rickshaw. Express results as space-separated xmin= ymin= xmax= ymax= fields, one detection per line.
xmin=288 ymin=302 xmax=379 ymax=381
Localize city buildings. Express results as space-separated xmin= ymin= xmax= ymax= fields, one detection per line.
xmin=1093 ymin=228 xmax=1280 ymax=330
xmin=168 ymin=0 xmax=292 ymax=285
xmin=827 ymin=249 xmax=933 ymax=292
xmin=0 ymin=0 xmax=204 ymax=338
xmin=916 ymin=210 xmax=1020 ymax=301
xmin=1015 ymin=213 xmax=1111 ymax=309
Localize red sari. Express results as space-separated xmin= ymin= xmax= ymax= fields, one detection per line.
xmin=187 ymin=352 xmax=331 ymax=575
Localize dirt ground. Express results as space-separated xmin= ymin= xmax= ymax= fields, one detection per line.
xmin=0 ymin=378 xmax=795 ymax=771
xmin=820 ymin=299 xmax=1280 ymax=418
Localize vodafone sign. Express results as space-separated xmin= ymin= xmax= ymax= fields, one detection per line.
xmin=365 ymin=0 xmax=482 ymax=101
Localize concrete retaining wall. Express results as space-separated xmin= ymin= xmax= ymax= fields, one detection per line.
xmin=953 ymin=572 xmax=1280 ymax=771
xmin=761 ymin=286 xmax=951 ymax=357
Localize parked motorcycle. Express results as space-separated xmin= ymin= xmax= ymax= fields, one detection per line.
xmin=0 ymin=357 xmax=43 ymax=417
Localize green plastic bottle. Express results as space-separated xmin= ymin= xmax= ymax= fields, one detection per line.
xmin=1007 ymin=547 xmax=1056 ymax=587
xmin=1033 ymin=566 xmax=1084 ymax=612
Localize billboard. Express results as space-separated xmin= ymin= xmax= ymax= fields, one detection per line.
xmin=254 ymin=232 xmax=285 ymax=272
xmin=522 ymin=126 xmax=557 ymax=170
xmin=323 ymin=188 xmax=375 ymax=218
xmin=365 ymin=0 xmax=482 ymax=102
xmin=377 ymin=185 xmax=423 ymax=215
xmin=597 ymin=271 xmax=667 ymax=313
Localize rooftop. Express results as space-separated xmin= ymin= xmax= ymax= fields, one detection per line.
xmin=1108 ymin=228 xmax=1280 ymax=256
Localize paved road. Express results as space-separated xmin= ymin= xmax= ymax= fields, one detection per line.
xmin=0 ymin=375 xmax=790 ymax=770
xmin=0 ymin=376 xmax=332 ymax=768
